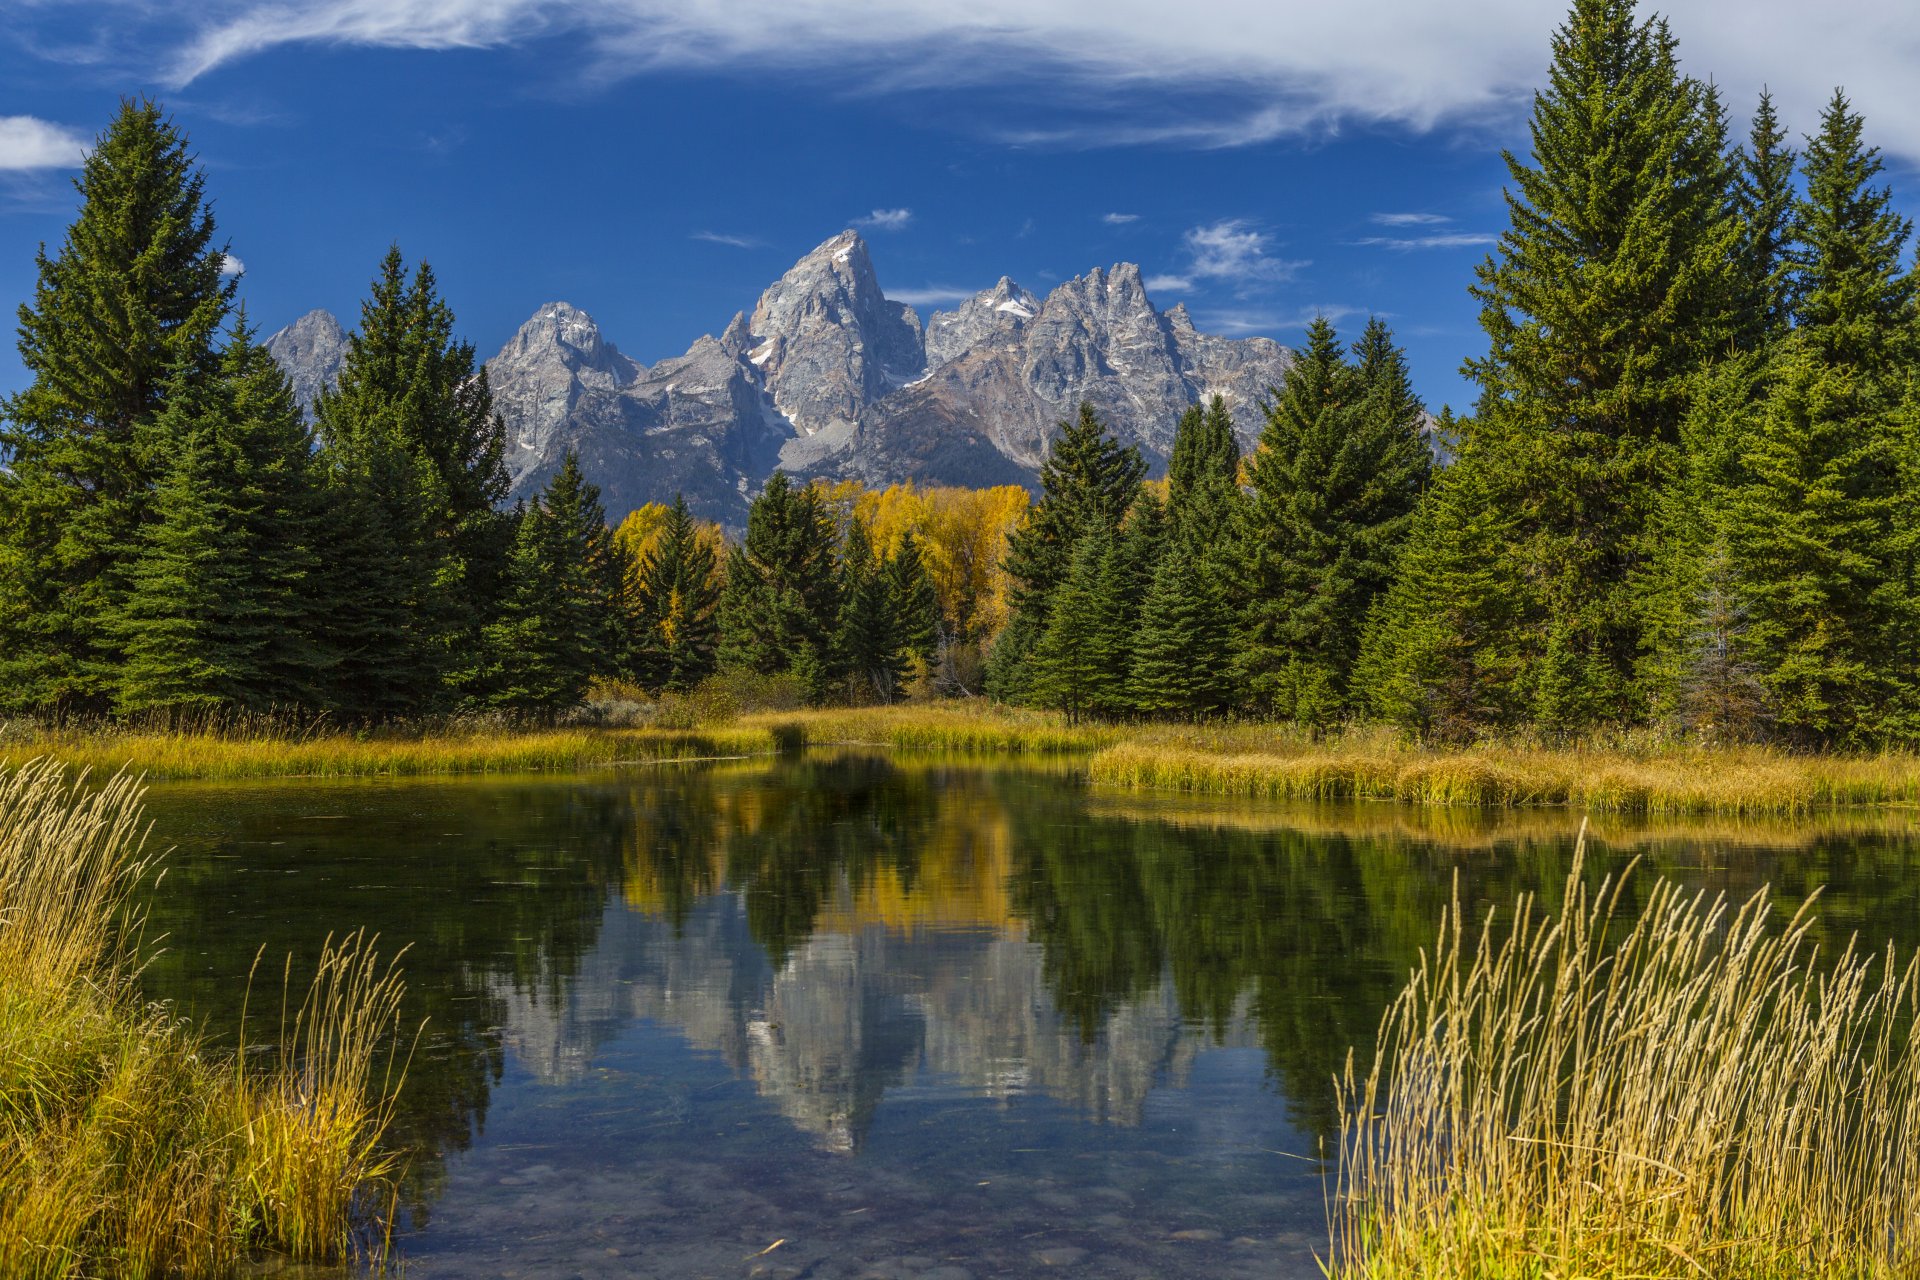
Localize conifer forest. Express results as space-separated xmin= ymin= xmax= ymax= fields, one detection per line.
xmin=7 ymin=4 xmax=1919 ymax=753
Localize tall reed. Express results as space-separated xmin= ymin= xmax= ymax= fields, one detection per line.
xmin=0 ymin=759 xmax=407 ymax=1277
xmin=1332 ymin=827 xmax=1920 ymax=1278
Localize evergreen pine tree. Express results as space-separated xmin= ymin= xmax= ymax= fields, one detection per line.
xmin=1165 ymin=395 xmax=1242 ymax=552
xmin=1733 ymin=90 xmax=1800 ymax=350
xmin=834 ymin=521 xmax=905 ymax=703
xmin=1002 ymin=401 xmax=1147 ymax=615
xmin=715 ymin=472 xmax=842 ymax=700
xmin=1721 ymin=90 xmax=1918 ymax=743
xmin=1240 ymin=317 xmax=1427 ymax=724
xmin=1030 ymin=529 xmax=1117 ymax=725
xmin=1395 ymin=0 xmax=1740 ymax=731
xmin=0 ymin=100 xmax=233 ymax=711
xmin=480 ymin=451 xmax=622 ymax=711
xmin=312 ymin=248 xmax=511 ymax=713
xmin=886 ymin=531 xmax=941 ymax=672
xmin=630 ymin=494 xmax=721 ymax=692
xmin=111 ymin=319 xmax=328 ymax=714
xmin=1354 ymin=418 xmax=1531 ymax=739
xmin=1130 ymin=544 xmax=1234 ymax=719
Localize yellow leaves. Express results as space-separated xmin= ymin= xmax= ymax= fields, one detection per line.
xmin=807 ymin=478 xmax=1032 ymax=638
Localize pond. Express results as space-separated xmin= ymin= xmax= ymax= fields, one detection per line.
xmin=135 ymin=753 xmax=1920 ymax=1280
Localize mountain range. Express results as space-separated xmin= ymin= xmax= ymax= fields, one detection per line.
xmin=267 ymin=230 xmax=1294 ymax=526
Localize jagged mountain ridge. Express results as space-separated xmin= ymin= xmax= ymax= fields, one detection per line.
xmin=268 ymin=230 xmax=1293 ymax=525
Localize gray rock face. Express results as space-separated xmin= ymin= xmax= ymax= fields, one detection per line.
xmin=924 ymin=277 xmax=1041 ymax=369
xmin=491 ymin=302 xmax=645 ymax=486
xmin=265 ymin=231 xmax=1292 ymax=526
xmin=263 ymin=309 xmax=347 ymax=418
xmin=796 ymin=265 xmax=1288 ymax=489
xmin=748 ymin=229 xmax=925 ymax=438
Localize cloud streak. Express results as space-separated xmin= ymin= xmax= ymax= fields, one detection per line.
xmin=0 ymin=116 xmax=89 ymax=171
xmin=692 ymin=230 xmax=762 ymax=248
xmin=1101 ymin=212 xmax=1140 ymax=225
xmin=1371 ymin=212 xmax=1451 ymax=226
xmin=887 ymin=284 xmax=980 ymax=305
xmin=95 ymin=1 xmax=1920 ymax=162
xmin=1354 ymin=232 xmax=1499 ymax=250
xmin=854 ymin=207 xmax=912 ymax=231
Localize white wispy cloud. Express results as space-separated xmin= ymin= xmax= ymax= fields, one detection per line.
xmin=1195 ymin=304 xmax=1366 ymax=336
xmin=1184 ymin=219 xmax=1306 ymax=287
xmin=219 ymin=251 xmax=245 ymax=276
xmin=692 ymin=230 xmax=762 ymax=248
xmin=89 ymin=0 xmax=1920 ymax=161
xmin=0 ymin=116 xmax=89 ymax=171
xmin=886 ymin=285 xmax=980 ymax=305
xmin=1370 ymin=211 xmax=1451 ymax=226
xmin=1102 ymin=212 xmax=1140 ymax=225
xmin=1143 ymin=273 xmax=1193 ymax=294
xmin=1354 ymin=232 xmax=1499 ymax=250
xmin=854 ymin=207 xmax=912 ymax=231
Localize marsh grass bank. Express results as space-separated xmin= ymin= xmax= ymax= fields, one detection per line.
xmin=0 ymin=760 xmax=407 ymax=1277
xmin=1332 ymin=835 xmax=1920 ymax=1279
xmin=15 ymin=705 xmax=1920 ymax=815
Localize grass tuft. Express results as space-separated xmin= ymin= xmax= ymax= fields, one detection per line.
xmin=1332 ymin=825 xmax=1920 ymax=1278
xmin=0 ymin=758 xmax=407 ymax=1276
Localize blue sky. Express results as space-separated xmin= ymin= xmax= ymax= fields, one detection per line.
xmin=3 ymin=0 xmax=1916 ymax=418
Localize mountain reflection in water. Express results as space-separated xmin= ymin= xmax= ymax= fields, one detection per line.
xmin=134 ymin=754 xmax=1920 ymax=1277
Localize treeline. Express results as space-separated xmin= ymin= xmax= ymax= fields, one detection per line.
xmin=0 ymin=101 xmax=1027 ymax=719
xmin=995 ymin=0 xmax=1920 ymax=747
xmin=0 ymin=101 xmax=602 ymax=717
xmin=10 ymin=0 xmax=1920 ymax=749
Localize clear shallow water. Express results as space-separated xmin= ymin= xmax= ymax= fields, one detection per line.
xmin=135 ymin=754 xmax=1920 ymax=1279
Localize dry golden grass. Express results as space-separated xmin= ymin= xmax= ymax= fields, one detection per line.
xmin=1087 ymin=736 xmax=1920 ymax=816
xmin=0 ymin=759 xmax=408 ymax=1277
xmin=1 ymin=719 xmax=775 ymax=782
xmin=1331 ymin=827 xmax=1920 ymax=1279
xmin=15 ymin=704 xmax=1920 ymax=817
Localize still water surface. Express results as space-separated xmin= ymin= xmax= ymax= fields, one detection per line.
xmin=135 ymin=754 xmax=1920 ymax=1279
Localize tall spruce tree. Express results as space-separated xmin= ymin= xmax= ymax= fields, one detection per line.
xmin=1239 ymin=317 xmax=1428 ymax=724
xmin=0 ymin=100 xmax=233 ymax=711
xmin=834 ymin=521 xmax=906 ymax=703
xmin=716 ymin=472 xmax=842 ymax=699
xmin=630 ymin=494 xmax=721 ymax=692
xmin=1734 ymin=90 xmax=1800 ymax=350
xmin=312 ymin=247 xmax=511 ymax=713
xmin=1721 ymin=91 xmax=1918 ymax=744
xmin=1130 ymin=544 xmax=1234 ymax=719
xmin=1369 ymin=0 xmax=1740 ymax=733
xmin=887 ymin=532 xmax=941 ymax=671
xmin=1165 ymin=395 xmax=1242 ymax=551
xmin=1002 ymin=401 xmax=1147 ymax=615
xmin=1030 ymin=528 xmax=1121 ymax=725
xmin=991 ymin=402 xmax=1144 ymax=704
xmin=1355 ymin=413 xmax=1531 ymax=738
xmin=111 ymin=320 xmax=327 ymax=714
xmin=480 ymin=451 xmax=622 ymax=712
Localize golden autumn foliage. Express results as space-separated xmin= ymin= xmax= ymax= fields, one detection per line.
xmin=613 ymin=502 xmax=727 ymax=573
xmin=809 ymin=479 xmax=1030 ymax=639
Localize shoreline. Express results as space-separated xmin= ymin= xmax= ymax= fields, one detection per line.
xmin=12 ymin=705 xmax=1920 ymax=817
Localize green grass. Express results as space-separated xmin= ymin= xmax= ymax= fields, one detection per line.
xmin=0 ymin=759 xmax=408 ymax=1277
xmin=1330 ymin=828 xmax=1920 ymax=1279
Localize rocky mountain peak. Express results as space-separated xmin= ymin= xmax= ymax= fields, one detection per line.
xmin=497 ymin=301 xmax=635 ymax=379
xmin=263 ymin=308 xmax=348 ymax=417
xmin=925 ymin=276 xmax=1043 ymax=369
xmin=749 ymin=230 xmax=926 ymax=436
xmin=267 ymin=233 xmax=1293 ymax=529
